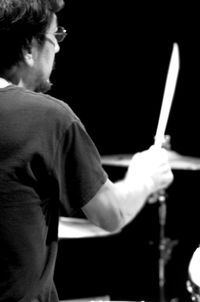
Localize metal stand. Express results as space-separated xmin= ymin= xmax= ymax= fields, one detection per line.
xmin=158 ymin=194 xmax=167 ymax=302
xmin=158 ymin=193 xmax=178 ymax=302
xmin=152 ymin=135 xmax=177 ymax=301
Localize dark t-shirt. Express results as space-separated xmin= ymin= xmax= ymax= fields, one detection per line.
xmin=0 ymin=86 xmax=107 ymax=301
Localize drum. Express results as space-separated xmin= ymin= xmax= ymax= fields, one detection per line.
xmin=187 ymin=246 xmax=200 ymax=301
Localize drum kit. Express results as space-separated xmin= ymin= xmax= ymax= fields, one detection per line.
xmin=101 ymin=150 xmax=200 ymax=302
xmin=100 ymin=150 xmax=200 ymax=171
xmin=99 ymin=42 xmax=200 ymax=301
xmin=187 ymin=246 xmax=200 ymax=302
xmin=58 ymin=149 xmax=200 ymax=302
xmin=58 ymin=43 xmax=200 ymax=301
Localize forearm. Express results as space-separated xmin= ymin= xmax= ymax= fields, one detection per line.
xmin=82 ymin=178 xmax=149 ymax=232
xmin=114 ymin=147 xmax=173 ymax=227
xmin=83 ymin=147 xmax=173 ymax=232
xmin=113 ymin=178 xmax=151 ymax=227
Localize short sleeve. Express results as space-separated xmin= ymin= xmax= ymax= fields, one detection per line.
xmin=53 ymin=121 xmax=108 ymax=216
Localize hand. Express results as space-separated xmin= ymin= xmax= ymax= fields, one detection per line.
xmin=125 ymin=145 xmax=174 ymax=197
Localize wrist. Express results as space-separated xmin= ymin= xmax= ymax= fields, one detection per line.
xmin=144 ymin=177 xmax=155 ymax=196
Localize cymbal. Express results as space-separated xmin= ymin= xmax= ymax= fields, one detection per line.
xmin=101 ymin=150 xmax=200 ymax=170
xmin=58 ymin=217 xmax=120 ymax=238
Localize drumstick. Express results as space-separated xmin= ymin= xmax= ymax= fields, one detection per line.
xmin=154 ymin=43 xmax=180 ymax=147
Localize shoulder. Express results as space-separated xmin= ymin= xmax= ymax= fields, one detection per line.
xmin=24 ymin=88 xmax=78 ymax=122
xmin=7 ymin=86 xmax=80 ymax=129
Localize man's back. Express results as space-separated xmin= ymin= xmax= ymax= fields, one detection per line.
xmin=0 ymin=84 xmax=108 ymax=301
xmin=0 ymin=85 xmax=69 ymax=301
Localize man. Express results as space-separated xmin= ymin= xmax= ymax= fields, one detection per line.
xmin=0 ymin=0 xmax=173 ymax=301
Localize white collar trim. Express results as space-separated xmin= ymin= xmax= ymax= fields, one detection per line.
xmin=0 ymin=77 xmax=12 ymax=88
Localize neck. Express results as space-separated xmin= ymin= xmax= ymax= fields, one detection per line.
xmin=0 ymin=77 xmax=11 ymax=88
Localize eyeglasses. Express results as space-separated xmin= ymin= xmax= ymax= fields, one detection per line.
xmin=43 ymin=26 xmax=67 ymax=48
xmin=54 ymin=26 xmax=67 ymax=43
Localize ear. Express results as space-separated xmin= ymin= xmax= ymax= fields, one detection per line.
xmin=23 ymin=51 xmax=34 ymax=67
xmin=23 ymin=40 xmax=38 ymax=67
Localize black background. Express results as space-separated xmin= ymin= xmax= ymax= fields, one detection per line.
xmin=52 ymin=2 xmax=200 ymax=301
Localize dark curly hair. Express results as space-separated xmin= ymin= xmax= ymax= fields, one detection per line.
xmin=0 ymin=0 xmax=64 ymax=75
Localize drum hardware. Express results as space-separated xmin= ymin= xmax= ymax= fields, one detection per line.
xmin=102 ymin=149 xmax=179 ymax=302
xmin=157 ymin=192 xmax=179 ymax=302
xmin=154 ymin=137 xmax=177 ymax=302
xmin=187 ymin=279 xmax=200 ymax=302
xmin=186 ymin=246 xmax=200 ymax=302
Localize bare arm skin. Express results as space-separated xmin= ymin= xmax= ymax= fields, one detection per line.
xmin=82 ymin=146 xmax=173 ymax=232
